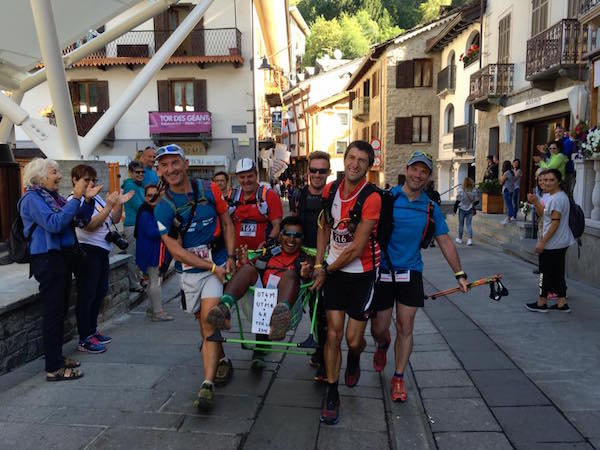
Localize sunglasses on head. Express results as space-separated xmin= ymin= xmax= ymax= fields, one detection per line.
xmin=156 ymin=144 xmax=183 ymax=157
xmin=281 ymin=230 xmax=303 ymax=239
xmin=309 ymin=167 xmax=329 ymax=175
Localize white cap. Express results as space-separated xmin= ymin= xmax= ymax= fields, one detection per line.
xmin=235 ymin=158 xmax=256 ymax=174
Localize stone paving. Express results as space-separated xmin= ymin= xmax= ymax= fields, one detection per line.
xmin=0 ymin=241 xmax=598 ymax=449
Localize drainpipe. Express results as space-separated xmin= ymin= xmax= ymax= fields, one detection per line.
xmin=479 ymin=0 xmax=484 ymax=69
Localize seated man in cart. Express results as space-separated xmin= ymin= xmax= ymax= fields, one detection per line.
xmin=207 ymin=215 xmax=313 ymax=341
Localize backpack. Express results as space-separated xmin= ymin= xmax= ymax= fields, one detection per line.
xmin=162 ymin=179 xmax=212 ymax=239
xmin=8 ymin=214 xmax=36 ymax=264
xmin=568 ymin=197 xmax=585 ymax=258
xmin=228 ymin=184 xmax=270 ymax=218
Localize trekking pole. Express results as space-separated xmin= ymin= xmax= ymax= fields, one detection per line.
xmin=426 ymin=274 xmax=508 ymax=301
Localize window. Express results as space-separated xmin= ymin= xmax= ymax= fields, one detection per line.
xmin=568 ymin=0 xmax=580 ymax=17
xmin=371 ymin=70 xmax=379 ymax=97
xmin=69 ymin=80 xmax=108 ymax=114
xmin=413 ymin=59 xmax=433 ymax=87
xmin=396 ymin=59 xmax=433 ymax=88
xmin=531 ymin=0 xmax=548 ymax=37
xmin=363 ymin=79 xmax=370 ymax=98
xmin=171 ymin=80 xmax=194 ymax=111
xmin=498 ymin=14 xmax=511 ymax=64
xmin=395 ymin=116 xmax=431 ymax=144
xmin=337 ymin=112 xmax=349 ymax=127
xmin=336 ymin=141 xmax=347 ymax=154
xmin=371 ymin=122 xmax=379 ymax=140
xmin=445 ymin=104 xmax=454 ymax=134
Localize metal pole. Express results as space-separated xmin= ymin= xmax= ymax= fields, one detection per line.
xmin=30 ymin=0 xmax=81 ymax=159
xmin=81 ymin=0 xmax=215 ymax=156
xmin=0 ymin=90 xmax=24 ymax=144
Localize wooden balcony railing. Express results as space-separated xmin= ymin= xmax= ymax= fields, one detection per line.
xmin=453 ymin=124 xmax=476 ymax=151
xmin=437 ymin=65 xmax=456 ymax=95
xmin=526 ymin=19 xmax=587 ymax=80
xmin=468 ymin=64 xmax=514 ymax=107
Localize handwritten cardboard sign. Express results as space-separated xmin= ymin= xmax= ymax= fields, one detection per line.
xmin=251 ymin=288 xmax=278 ymax=334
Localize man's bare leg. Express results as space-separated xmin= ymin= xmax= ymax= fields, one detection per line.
xmin=391 ymin=304 xmax=417 ymax=402
xmin=344 ymin=317 xmax=368 ymax=387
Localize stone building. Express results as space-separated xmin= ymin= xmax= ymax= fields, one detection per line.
xmin=344 ymin=16 xmax=455 ymax=186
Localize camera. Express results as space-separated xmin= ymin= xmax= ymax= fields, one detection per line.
xmin=105 ymin=230 xmax=129 ymax=250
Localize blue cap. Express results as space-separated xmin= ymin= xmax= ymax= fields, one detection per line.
xmin=407 ymin=151 xmax=433 ymax=171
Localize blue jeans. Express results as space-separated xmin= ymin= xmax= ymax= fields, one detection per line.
xmin=458 ymin=209 xmax=473 ymax=239
xmin=511 ymin=189 xmax=520 ymax=219
xmin=503 ymin=190 xmax=515 ymax=218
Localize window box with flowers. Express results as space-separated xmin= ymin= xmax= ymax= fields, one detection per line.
xmin=460 ymin=44 xmax=480 ymax=68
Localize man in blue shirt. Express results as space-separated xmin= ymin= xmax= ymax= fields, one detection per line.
xmin=554 ymin=125 xmax=575 ymax=195
xmin=370 ymin=151 xmax=468 ymax=403
xmin=141 ymin=146 xmax=159 ymax=187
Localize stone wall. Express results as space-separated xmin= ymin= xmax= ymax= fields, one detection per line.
xmin=0 ymin=255 xmax=140 ymax=374
xmin=566 ymin=223 xmax=600 ymax=289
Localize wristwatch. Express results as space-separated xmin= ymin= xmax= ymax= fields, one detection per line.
xmin=454 ymin=271 xmax=467 ymax=280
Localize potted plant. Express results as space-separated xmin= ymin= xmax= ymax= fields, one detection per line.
xmin=477 ymin=179 xmax=503 ymax=213
xmin=460 ymin=44 xmax=480 ymax=68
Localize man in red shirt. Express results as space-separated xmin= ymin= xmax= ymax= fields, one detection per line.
xmin=312 ymin=141 xmax=381 ymax=425
xmin=230 ymin=158 xmax=283 ymax=250
xmin=207 ymin=216 xmax=312 ymax=340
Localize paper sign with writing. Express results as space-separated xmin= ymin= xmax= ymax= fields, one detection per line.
xmin=251 ymin=288 xmax=278 ymax=334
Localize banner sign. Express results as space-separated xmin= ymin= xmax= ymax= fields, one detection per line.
xmin=149 ymin=111 xmax=211 ymax=134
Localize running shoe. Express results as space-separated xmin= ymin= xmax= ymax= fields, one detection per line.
xmin=214 ymin=358 xmax=233 ymax=387
xmin=93 ymin=331 xmax=112 ymax=345
xmin=548 ymin=303 xmax=571 ymax=313
xmin=525 ymin=302 xmax=548 ymax=313
xmin=78 ymin=336 xmax=106 ymax=354
xmin=466 ymin=238 xmax=473 ymax=246
xmin=194 ymin=382 xmax=214 ymax=411
xmin=314 ymin=364 xmax=326 ymax=383
xmin=251 ymin=351 xmax=266 ymax=371
xmin=344 ymin=352 xmax=361 ymax=388
xmin=391 ymin=377 xmax=408 ymax=402
xmin=151 ymin=311 xmax=174 ymax=322
xmin=269 ymin=302 xmax=291 ymax=341
xmin=373 ymin=338 xmax=390 ymax=372
xmin=455 ymin=237 xmax=462 ymax=244
xmin=320 ymin=397 xmax=340 ymax=425
xmin=206 ymin=303 xmax=231 ymax=330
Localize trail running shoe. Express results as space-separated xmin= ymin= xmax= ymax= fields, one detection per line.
xmin=373 ymin=337 xmax=390 ymax=372
xmin=251 ymin=351 xmax=266 ymax=371
xmin=206 ymin=303 xmax=231 ymax=330
xmin=320 ymin=397 xmax=340 ymax=425
xmin=269 ymin=303 xmax=291 ymax=341
xmin=78 ymin=336 xmax=106 ymax=354
xmin=525 ymin=302 xmax=548 ymax=313
xmin=93 ymin=331 xmax=112 ymax=345
xmin=548 ymin=303 xmax=571 ymax=313
xmin=194 ymin=382 xmax=214 ymax=411
xmin=214 ymin=358 xmax=233 ymax=387
xmin=391 ymin=377 xmax=408 ymax=402
xmin=344 ymin=352 xmax=361 ymax=388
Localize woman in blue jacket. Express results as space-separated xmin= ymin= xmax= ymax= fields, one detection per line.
xmin=135 ymin=184 xmax=173 ymax=321
xmin=19 ymin=158 xmax=99 ymax=381
xmin=122 ymin=160 xmax=146 ymax=292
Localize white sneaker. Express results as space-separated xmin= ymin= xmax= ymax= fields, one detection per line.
xmin=467 ymin=239 xmax=472 ymax=246
xmin=455 ymin=238 xmax=462 ymax=244
xmin=501 ymin=218 xmax=509 ymax=225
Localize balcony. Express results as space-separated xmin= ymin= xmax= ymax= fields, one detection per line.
xmin=74 ymin=113 xmax=115 ymax=140
xmin=468 ymin=64 xmax=514 ymax=111
xmin=437 ymin=65 xmax=456 ymax=97
xmin=65 ymin=29 xmax=243 ymax=68
xmin=453 ymin=124 xmax=476 ymax=152
xmin=580 ymin=0 xmax=600 ymax=25
xmin=352 ymin=96 xmax=370 ymax=122
xmin=526 ymin=19 xmax=587 ymax=85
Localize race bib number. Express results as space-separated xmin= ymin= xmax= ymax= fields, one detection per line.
xmin=332 ymin=229 xmax=353 ymax=246
xmin=182 ymin=245 xmax=212 ymax=271
xmin=240 ymin=222 xmax=257 ymax=237
xmin=379 ymin=270 xmax=410 ymax=283
xmin=252 ymin=288 xmax=277 ymax=334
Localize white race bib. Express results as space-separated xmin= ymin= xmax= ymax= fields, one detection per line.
xmin=240 ymin=222 xmax=257 ymax=237
xmin=251 ymin=288 xmax=277 ymax=334
xmin=379 ymin=270 xmax=410 ymax=283
xmin=182 ymin=245 xmax=212 ymax=271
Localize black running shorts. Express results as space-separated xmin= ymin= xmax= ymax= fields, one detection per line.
xmin=322 ymin=270 xmax=375 ymax=321
xmin=373 ymin=270 xmax=425 ymax=310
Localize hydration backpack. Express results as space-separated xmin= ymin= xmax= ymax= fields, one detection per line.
xmin=228 ymin=184 xmax=270 ymax=218
xmin=8 ymin=199 xmax=36 ymax=264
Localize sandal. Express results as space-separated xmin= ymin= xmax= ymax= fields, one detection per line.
xmin=64 ymin=357 xmax=81 ymax=369
xmin=46 ymin=367 xmax=84 ymax=382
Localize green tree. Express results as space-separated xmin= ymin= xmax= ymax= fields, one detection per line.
xmin=419 ymin=0 xmax=452 ymax=23
xmin=304 ymin=16 xmax=343 ymax=65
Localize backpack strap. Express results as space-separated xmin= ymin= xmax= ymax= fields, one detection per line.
xmin=322 ymin=179 xmax=341 ymax=227
xmin=295 ymin=185 xmax=309 ymax=214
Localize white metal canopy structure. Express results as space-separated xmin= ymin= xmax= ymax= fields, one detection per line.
xmin=0 ymin=0 xmax=214 ymax=161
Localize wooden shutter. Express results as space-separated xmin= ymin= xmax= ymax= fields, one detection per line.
xmin=157 ymin=80 xmax=170 ymax=111
xmin=194 ymin=79 xmax=207 ymax=111
xmin=96 ymin=81 xmax=109 ymax=112
xmin=154 ymin=10 xmax=169 ymax=51
xmin=396 ymin=61 xmax=414 ymax=88
xmin=498 ymin=14 xmax=511 ymax=64
xmin=395 ymin=117 xmax=412 ymax=144
xmin=191 ymin=17 xmax=205 ymax=56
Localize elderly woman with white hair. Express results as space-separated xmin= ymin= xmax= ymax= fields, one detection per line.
xmin=19 ymin=158 xmax=100 ymax=381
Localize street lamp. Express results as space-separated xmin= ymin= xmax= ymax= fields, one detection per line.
xmin=258 ymin=56 xmax=272 ymax=71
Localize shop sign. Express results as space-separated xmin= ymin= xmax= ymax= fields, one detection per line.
xmin=187 ymin=155 xmax=228 ymax=168
xmin=149 ymin=111 xmax=211 ymax=134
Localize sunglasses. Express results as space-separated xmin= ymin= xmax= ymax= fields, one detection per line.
xmin=281 ymin=230 xmax=303 ymax=239
xmin=134 ymin=170 xmax=145 ymax=175
xmin=156 ymin=144 xmax=183 ymax=158
xmin=309 ymin=167 xmax=329 ymax=175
